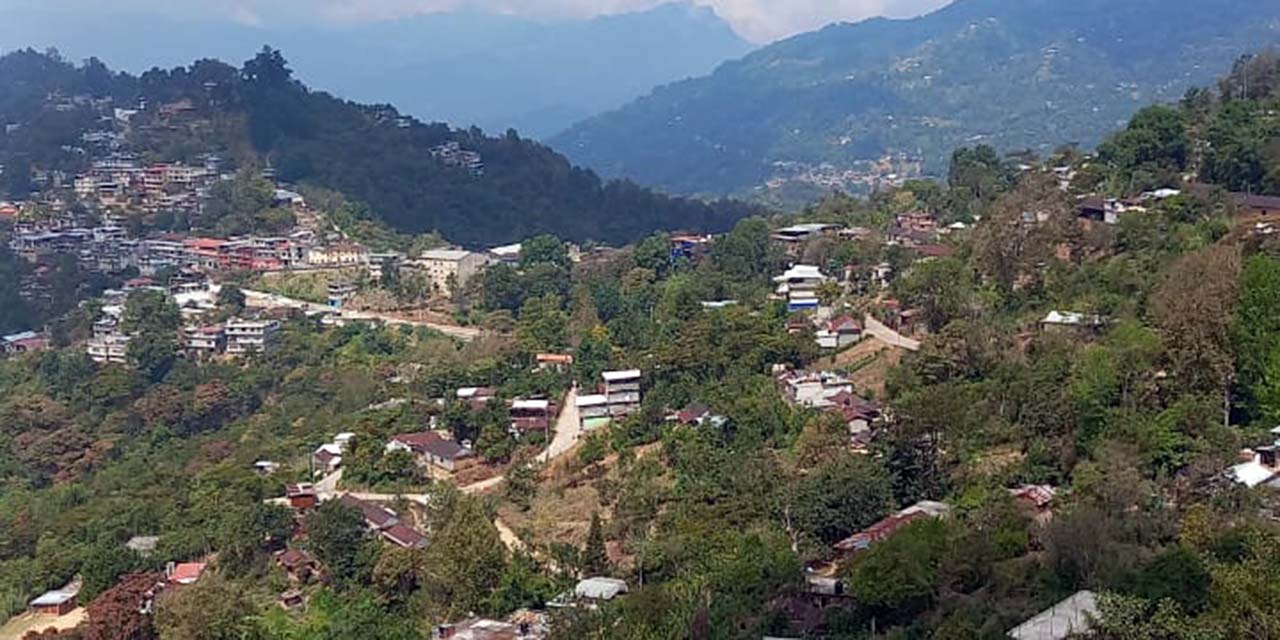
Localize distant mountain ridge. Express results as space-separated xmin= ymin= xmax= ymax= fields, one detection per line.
xmin=551 ymin=0 xmax=1280 ymax=197
xmin=0 ymin=2 xmax=752 ymax=139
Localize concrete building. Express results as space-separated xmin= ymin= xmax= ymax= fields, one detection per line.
xmin=87 ymin=334 xmax=130 ymax=364
xmin=327 ymin=281 xmax=357 ymax=309
xmin=184 ymin=325 xmax=226 ymax=358
xmin=576 ymin=394 xmax=611 ymax=431
xmin=225 ymin=318 xmax=281 ymax=355
xmin=602 ymin=370 xmax=642 ymax=418
xmin=307 ymin=242 xmax=369 ymax=268
xmin=416 ymin=249 xmax=488 ymax=297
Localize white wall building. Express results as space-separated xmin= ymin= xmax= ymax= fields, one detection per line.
xmin=414 ymin=249 xmax=488 ymax=297
xmin=225 ymin=318 xmax=281 ymax=355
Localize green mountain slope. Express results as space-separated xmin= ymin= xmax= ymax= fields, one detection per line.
xmin=0 ymin=49 xmax=758 ymax=247
xmin=551 ymin=0 xmax=1280 ymax=197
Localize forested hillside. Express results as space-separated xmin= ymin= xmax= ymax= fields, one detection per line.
xmin=553 ymin=0 xmax=1280 ymax=197
xmin=0 ymin=49 xmax=758 ymax=247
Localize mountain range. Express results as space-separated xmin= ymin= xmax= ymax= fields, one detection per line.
xmin=552 ymin=0 xmax=1280 ymax=198
xmin=0 ymin=2 xmax=752 ymax=139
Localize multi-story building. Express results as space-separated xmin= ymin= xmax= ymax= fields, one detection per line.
xmin=575 ymin=394 xmax=612 ymax=431
xmin=602 ymin=370 xmax=642 ymax=418
xmin=773 ymin=264 xmax=830 ymax=312
xmin=87 ymin=334 xmax=130 ymax=364
xmin=327 ymin=281 xmax=357 ymax=309
xmin=183 ymin=325 xmax=226 ymax=359
xmin=509 ymin=398 xmax=556 ymax=434
xmin=141 ymin=238 xmax=192 ymax=274
xmin=414 ymin=249 xmax=488 ymax=297
xmin=307 ymin=242 xmax=369 ymax=268
xmin=225 ymin=318 xmax=281 ymax=355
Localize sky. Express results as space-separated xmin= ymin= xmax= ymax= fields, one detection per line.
xmin=16 ymin=0 xmax=952 ymax=43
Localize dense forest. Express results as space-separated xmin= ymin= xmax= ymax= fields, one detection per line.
xmin=0 ymin=48 xmax=760 ymax=247
xmin=2 ymin=46 xmax=1280 ymax=640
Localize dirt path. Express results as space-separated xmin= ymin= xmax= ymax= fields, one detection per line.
xmin=863 ymin=314 xmax=921 ymax=352
xmin=493 ymin=517 xmax=529 ymax=554
xmin=241 ymin=289 xmax=482 ymax=341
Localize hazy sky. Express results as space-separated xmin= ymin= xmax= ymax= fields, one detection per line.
xmin=16 ymin=0 xmax=952 ymax=43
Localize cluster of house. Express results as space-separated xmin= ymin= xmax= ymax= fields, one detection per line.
xmin=88 ymin=313 xmax=282 ymax=364
xmin=785 ymin=312 xmax=863 ymax=350
xmin=575 ymin=370 xmax=643 ymax=431
xmin=85 ymin=278 xmax=283 ymax=364
xmin=27 ymin=544 xmax=208 ymax=620
xmin=777 ymin=369 xmax=882 ymax=449
xmin=429 ymin=142 xmax=485 ymax=175
xmin=772 ymin=212 xmax=957 ymax=262
xmin=456 ymin=385 xmax=563 ymax=438
xmin=7 ymin=216 xmax=322 ymax=276
xmin=1076 ymin=184 xmax=1280 ymax=227
xmin=428 ymin=577 xmax=629 ymax=639
xmin=72 ymin=153 xmax=222 ymax=215
xmin=284 ymin=482 xmax=429 ymax=550
xmin=767 ymin=213 xmax=964 ymax=348
xmin=764 ymin=154 xmax=920 ymax=196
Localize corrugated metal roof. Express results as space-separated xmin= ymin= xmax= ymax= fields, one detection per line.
xmin=1007 ymin=591 xmax=1099 ymax=640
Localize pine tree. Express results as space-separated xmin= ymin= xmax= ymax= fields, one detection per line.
xmin=582 ymin=512 xmax=609 ymax=577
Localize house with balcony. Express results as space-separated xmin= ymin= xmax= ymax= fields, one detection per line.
xmin=576 ymin=394 xmax=612 ymax=431
xmin=307 ymin=242 xmax=370 ymax=268
xmin=327 ymin=281 xmax=357 ymax=309
xmin=87 ymin=334 xmax=130 ymax=364
xmin=225 ymin=318 xmax=281 ymax=355
xmin=510 ymin=398 xmax=556 ymax=435
xmin=774 ymin=265 xmax=831 ymax=312
xmin=183 ymin=325 xmax=226 ymax=359
xmin=602 ymin=370 xmax=642 ymax=418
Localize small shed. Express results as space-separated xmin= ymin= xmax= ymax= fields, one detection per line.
xmin=29 ymin=589 xmax=77 ymax=616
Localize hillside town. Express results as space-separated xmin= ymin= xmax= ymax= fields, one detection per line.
xmin=1 ymin=30 xmax=1280 ymax=640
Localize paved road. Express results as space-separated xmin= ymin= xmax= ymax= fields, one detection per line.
xmin=315 ymin=468 xmax=342 ymax=493
xmin=462 ymin=387 xmax=583 ymax=495
xmin=241 ymin=289 xmax=482 ymax=341
xmin=863 ymin=314 xmax=922 ymax=352
xmin=539 ymin=387 xmax=581 ymax=464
